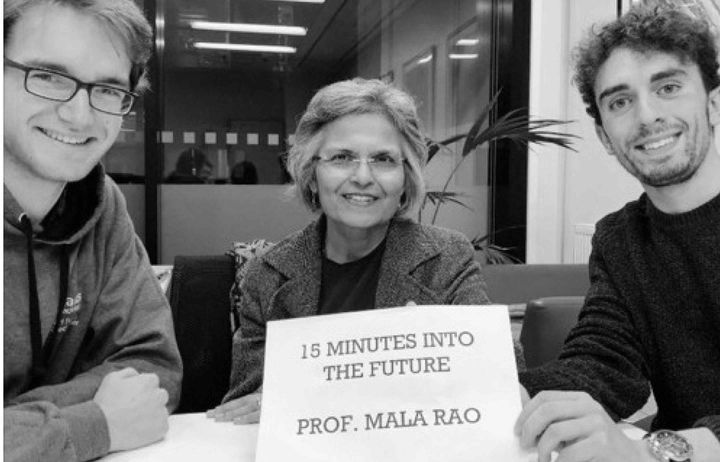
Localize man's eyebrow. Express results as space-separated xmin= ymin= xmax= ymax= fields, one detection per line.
xmin=596 ymin=68 xmax=691 ymax=104
xmin=22 ymin=59 xmax=130 ymax=87
xmin=597 ymin=84 xmax=629 ymax=104
xmin=650 ymin=68 xmax=687 ymax=83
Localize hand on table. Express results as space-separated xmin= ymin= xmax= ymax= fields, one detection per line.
xmin=94 ymin=367 xmax=170 ymax=452
xmin=207 ymin=393 xmax=262 ymax=424
xmin=514 ymin=390 xmax=651 ymax=462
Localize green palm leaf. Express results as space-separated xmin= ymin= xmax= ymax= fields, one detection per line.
xmin=420 ymin=89 xmax=577 ymax=263
xmin=424 ymin=191 xmax=472 ymax=210
xmin=481 ymin=244 xmax=524 ymax=264
xmin=461 ymin=90 xmax=502 ymax=158
xmin=427 ymin=134 xmax=465 ymax=163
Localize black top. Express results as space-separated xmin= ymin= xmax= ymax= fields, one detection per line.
xmin=318 ymin=239 xmax=386 ymax=315
xmin=520 ymin=191 xmax=720 ymax=439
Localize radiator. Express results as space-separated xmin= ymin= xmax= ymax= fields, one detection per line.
xmin=572 ymin=224 xmax=595 ymax=263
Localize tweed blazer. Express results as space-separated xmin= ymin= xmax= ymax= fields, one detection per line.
xmin=223 ymin=217 xmax=490 ymax=401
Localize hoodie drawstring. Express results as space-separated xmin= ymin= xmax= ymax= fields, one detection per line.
xmin=19 ymin=213 xmax=69 ymax=386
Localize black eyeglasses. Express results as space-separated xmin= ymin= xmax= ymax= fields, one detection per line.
xmin=4 ymin=57 xmax=137 ymax=116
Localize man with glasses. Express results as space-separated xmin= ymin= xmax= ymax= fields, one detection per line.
xmin=4 ymin=1 xmax=182 ymax=461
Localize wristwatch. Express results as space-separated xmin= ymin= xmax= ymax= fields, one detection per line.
xmin=643 ymin=429 xmax=693 ymax=462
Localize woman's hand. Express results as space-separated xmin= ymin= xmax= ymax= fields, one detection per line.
xmin=207 ymin=393 xmax=262 ymax=425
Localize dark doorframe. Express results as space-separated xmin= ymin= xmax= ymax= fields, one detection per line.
xmin=143 ymin=0 xmax=164 ymax=263
xmin=488 ymin=0 xmax=530 ymax=262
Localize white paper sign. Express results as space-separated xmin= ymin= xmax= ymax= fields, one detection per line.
xmin=256 ymin=305 xmax=533 ymax=462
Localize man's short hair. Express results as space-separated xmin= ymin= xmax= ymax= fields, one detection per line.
xmin=573 ymin=4 xmax=720 ymax=126
xmin=286 ymin=77 xmax=427 ymax=216
xmin=4 ymin=0 xmax=153 ymax=92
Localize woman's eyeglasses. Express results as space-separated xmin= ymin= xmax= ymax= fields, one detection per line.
xmin=315 ymin=152 xmax=404 ymax=174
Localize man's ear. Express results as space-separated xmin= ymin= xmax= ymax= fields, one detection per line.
xmin=594 ymin=123 xmax=615 ymax=156
xmin=707 ymin=85 xmax=720 ymax=126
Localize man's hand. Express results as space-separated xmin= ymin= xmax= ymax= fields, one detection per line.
xmin=514 ymin=390 xmax=652 ymax=462
xmin=207 ymin=393 xmax=262 ymax=425
xmin=93 ymin=368 xmax=170 ymax=452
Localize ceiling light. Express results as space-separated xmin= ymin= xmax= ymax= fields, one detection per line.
xmin=449 ymin=53 xmax=478 ymax=60
xmin=194 ymin=42 xmax=297 ymax=54
xmin=456 ymin=38 xmax=479 ymax=46
xmin=190 ymin=21 xmax=307 ymax=36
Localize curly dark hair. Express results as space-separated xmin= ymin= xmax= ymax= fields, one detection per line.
xmin=573 ymin=4 xmax=720 ymax=126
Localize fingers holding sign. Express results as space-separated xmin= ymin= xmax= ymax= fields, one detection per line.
xmin=207 ymin=393 xmax=262 ymax=425
xmin=514 ymin=390 xmax=649 ymax=462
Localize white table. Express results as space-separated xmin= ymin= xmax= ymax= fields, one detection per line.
xmin=100 ymin=414 xmax=258 ymax=462
xmin=99 ymin=413 xmax=646 ymax=461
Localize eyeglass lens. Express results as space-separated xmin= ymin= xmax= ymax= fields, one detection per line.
xmin=322 ymin=154 xmax=402 ymax=173
xmin=26 ymin=69 xmax=133 ymax=115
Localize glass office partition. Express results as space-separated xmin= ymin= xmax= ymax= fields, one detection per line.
xmin=147 ymin=0 xmax=530 ymax=263
xmin=104 ymin=0 xmax=147 ymax=243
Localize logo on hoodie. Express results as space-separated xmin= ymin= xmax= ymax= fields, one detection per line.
xmin=57 ymin=293 xmax=82 ymax=332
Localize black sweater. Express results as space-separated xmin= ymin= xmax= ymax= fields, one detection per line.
xmin=520 ymin=191 xmax=720 ymax=441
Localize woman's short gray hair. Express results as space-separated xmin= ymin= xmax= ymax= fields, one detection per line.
xmin=286 ymin=78 xmax=427 ymax=215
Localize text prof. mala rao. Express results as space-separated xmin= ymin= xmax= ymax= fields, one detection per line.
xmin=296 ymin=330 xmax=482 ymax=436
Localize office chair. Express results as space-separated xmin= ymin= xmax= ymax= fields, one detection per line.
xmin=169 ymin=255 xmax=235 ymax=413
xmin=519 ymin=296 xmax=585 ymax=369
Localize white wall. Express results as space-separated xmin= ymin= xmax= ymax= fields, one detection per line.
xmin=527 ymin=0 xmax=642 ymax=263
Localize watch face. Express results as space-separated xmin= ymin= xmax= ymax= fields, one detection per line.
xmin=649 ymin=429 xmax=693 ymax=461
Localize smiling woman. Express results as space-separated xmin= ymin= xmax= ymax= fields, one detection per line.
xmin=312 ymin=113 xmax=407 ymax=263
xmin=206 ymin=78 xmax=503 ymax=426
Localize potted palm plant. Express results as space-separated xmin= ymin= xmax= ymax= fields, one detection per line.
xmin=419 ymin=91 xmax=577 ymax=263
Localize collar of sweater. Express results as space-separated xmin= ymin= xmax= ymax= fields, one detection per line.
xmin=643 ymin=189 xmax=720 ymax=229
xmin=261 ymin=216 xmax=443 ymax=280
xmin=4 ymin=165 xmax=106 ymax=245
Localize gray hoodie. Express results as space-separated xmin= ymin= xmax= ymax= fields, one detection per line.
xmin=3 ymin=166 xmax=182 ymax=462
